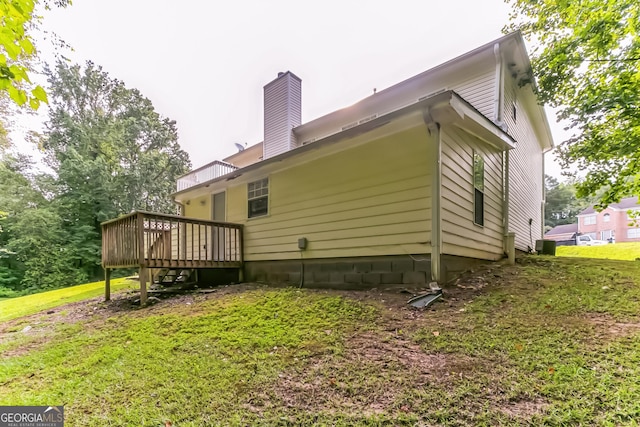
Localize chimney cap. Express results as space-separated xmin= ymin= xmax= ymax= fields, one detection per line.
xmin=265 ymin=71 xmax=302 ymax=89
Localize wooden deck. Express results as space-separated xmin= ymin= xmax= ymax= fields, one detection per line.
xmin=101 ymin=211 xmax=243 ymax=304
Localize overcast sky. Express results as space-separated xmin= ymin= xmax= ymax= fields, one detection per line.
xmin=27 ymin=0 xmax=566 ymax=176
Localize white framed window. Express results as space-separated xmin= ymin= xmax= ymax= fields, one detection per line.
xmin=248 ymin=178 xmax=269 ymax=218
xmin=628 ymin=228 xmax=640 ymax=239
xmin=583 ymin=215 xmax=596 ymax=225
xmin=473 ymin=151 xmax=484 ymax=226
xmin=603 ymin=213 xmax=610 ymax=223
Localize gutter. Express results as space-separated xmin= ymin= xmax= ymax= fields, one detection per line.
xmin=173 ymin=91 xmax=514 ymax=199
xmin=294 ymin=32 xmax=525 ymax=137
xmin=172 ymin=92 xmax=516 ymax=202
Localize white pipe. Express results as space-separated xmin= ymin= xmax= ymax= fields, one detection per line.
xmin=423 ymin=112 xmax=442 ymax=283
xmin=495 ymin=42 xmax=512 ymax=252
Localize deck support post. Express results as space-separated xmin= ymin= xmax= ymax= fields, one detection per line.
xmin=139 ymin=266 xmax=148 ymax=306
xmin=105 ymin=268 xmax=111 ymax=301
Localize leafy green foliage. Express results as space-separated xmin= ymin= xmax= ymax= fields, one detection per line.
xmin=0 ymin=0 xmax=67 ymax=109
xmin=544 ymin=175 xmax=588 ymax=228
xmin=0 ymin=61 xmax=191 ymax=292
xmin=506 ymin=0 xmax=640 ymax=207
xmin=44 ymin=61 xmax=191 ymax=215
xmin=37 ymin=61 xmax=191 ymax=280
xmin=7 ymin=208 xmax=88 ymax=290
xmin=0 ymin=152 xmax=44 ymax=289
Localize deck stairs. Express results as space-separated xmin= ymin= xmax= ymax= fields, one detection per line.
xmin=153 ymin=268 xmax=196 ymax=288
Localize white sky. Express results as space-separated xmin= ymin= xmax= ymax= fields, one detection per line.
xmin=21 ymin=0 xmax=567 ymax=176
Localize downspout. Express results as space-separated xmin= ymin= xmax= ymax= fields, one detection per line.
xmin=172 ymin=197 xmax=185 ymax=216
xmin=541 ymin=153 xmax=546 ymax=237
xmin=494 ymin=43 xmax=511 ymax=254
xmin=423 ymin=111 xmax=442 ymax=283
xmin=493 ymin=43 xmax=503 ymax=127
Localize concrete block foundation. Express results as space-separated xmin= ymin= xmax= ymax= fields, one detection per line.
xmin=242 ymin=254 xmax=488 ymax=289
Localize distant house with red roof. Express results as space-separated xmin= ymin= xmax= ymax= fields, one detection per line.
xmin=576 ymin=197 xmax=640 ymax=243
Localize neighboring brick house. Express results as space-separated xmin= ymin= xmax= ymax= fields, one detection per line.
xmin=576 ymin=197 xmax=640 ymax=242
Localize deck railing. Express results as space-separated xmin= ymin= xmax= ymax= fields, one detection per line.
xmin=101 ymin=211 xmax=243 ymax=269
xmin=176 ymin=160 xmax=238 ymax=192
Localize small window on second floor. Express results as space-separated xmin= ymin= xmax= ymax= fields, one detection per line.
xmin=584 ymin=215 xmax=596 ymax=225
xmin=248 ymin=178 xmax=269 ymax=218
xmin=603 ymin=213 xmax=610 ymax=223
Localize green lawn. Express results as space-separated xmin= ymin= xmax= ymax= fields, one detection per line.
xmin=0 ymin=278 xmax=137 ymax=322
xmin=556 ymin=241 xmax=640 ymax=260
xmin=1 ymin=257 xmax=640 ymax=425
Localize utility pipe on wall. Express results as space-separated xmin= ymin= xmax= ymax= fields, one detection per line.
xmin=494 ymin=42 xmax=512 ymax=253
xmin=423 ymin=111 xmax=442 ymax=283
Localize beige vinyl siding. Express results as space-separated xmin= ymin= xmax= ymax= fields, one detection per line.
xmin=165 ymin=223 xmax=238 ymax=261
xmin=440 ymin=126 xmax=504 ymax=260
xmin=179 ymin=197 xmax=240 ymax=261
xmin=450 ymin=69 xmax=496 ymax=119
xmin=169 ymin=225 xmax=201 ymax=261
xmin=227 ymin=125 xmax=432 ymax=261
xmin=296 ymin=57 xmax=497 ymax=145
xmin=504 ymin=78 xmax=544 ymax=251
xmin=183 ymin=195 xmax=210 ymax=220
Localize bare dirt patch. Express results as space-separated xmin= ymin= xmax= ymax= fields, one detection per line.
xmin=497 ymin=398 xmax=549 ymax=419
xmin=582 ymin=313 xmax=640 ymax=339
xmin=261 ymin=328 xmax=488 ymax=417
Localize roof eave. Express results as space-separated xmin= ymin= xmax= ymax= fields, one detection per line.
xmin=172 ymin=91 xmax=514 ymax=199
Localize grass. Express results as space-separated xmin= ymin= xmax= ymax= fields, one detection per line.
xmin=557 ymin=241 xmax=640 ymax=260
xmin=1 ymin=257 xmax=640 ymax=425
xmin=0 ymin=278 xmax=137 ymax=322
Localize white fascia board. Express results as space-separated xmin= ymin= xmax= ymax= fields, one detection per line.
xmin=444 ymin=94 xmax=516 ymax=151
xmin=174 ymin=91 xmax=513 ymax=201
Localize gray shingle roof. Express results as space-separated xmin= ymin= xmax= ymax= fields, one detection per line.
xmin=578 ymin=196 xmax=640 ymax=215
xmin=545 ymin=223 xmax=578 ymax=236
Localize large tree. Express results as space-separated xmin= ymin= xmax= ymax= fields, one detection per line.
xmin=506 ymin=0 xmax=640 ymax=207
xmin=0 ymin=151 xmax=79 ymax=291
xmin=43 ymin=61 xmax=191 ymax=279
xmin=544 ymin=175 xmax=589 ymax=229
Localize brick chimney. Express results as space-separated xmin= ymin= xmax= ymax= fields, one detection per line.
xmin=263 ymin=71 xmax=301 ymax=160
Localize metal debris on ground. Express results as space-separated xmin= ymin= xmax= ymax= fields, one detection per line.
xmin=407 ymin=288 xmax=442 ymax=308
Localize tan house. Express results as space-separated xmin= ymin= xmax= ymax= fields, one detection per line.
xmin=102 ymin=31 xmax=554 ymax=303
xmin=577 ymin=197 xmax=640 ymax=242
